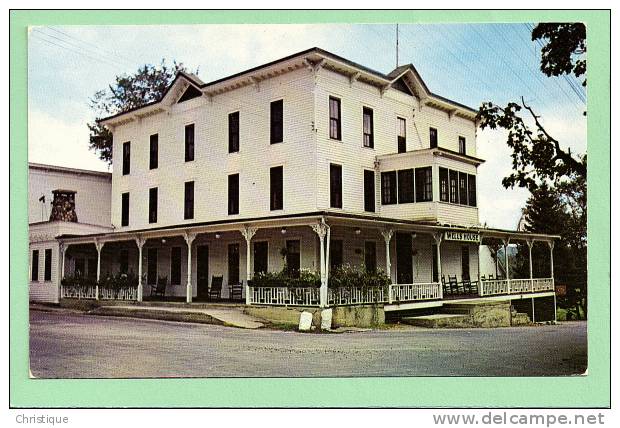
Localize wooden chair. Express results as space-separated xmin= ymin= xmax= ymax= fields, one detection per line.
xmin=209 ymin=276 xmax=223 ymax=300
xmin=448 ymin=275 xmax=459 ymax=295
xmin=150 ymin=276 xmax=167 ymax=298
xmin=230 ymin=280 xmax=243 ymax=301
xmin=462 ymin=278 xmax=472 ymax=294
xmin=441 ymin=274 xmax=450 ymax=296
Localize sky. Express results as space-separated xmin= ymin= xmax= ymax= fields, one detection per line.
xmin=27 ymin=24 xmax=587 ymax=230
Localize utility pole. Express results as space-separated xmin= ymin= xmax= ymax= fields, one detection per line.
xmin=396 ymin=23 xmax=399 ymax=68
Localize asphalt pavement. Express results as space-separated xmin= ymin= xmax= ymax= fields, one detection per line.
xmin=29 ymin=310 xmax=587 ymax=378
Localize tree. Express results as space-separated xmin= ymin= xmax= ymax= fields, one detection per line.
xmin=88 ymin=60 xmax=193 ymax=165
xmin=476 ymin=23 xmax=586 ymax=191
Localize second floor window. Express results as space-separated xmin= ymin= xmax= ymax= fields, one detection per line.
xmin=150 ymin=134 xmax=158 ymax=169
xmin=121 ymin=192 xmax=129 ymax=227
xmin=381 ymin=171 xmax=397 ymax=205
xmin=467 ymin=174 xmax=477 ymax=207
xmin=185 ymin=124 xmax=195 ymax=162
xmin=184 ymin=181 xmax=194 ymax=220
xmin=363 ymin=107 xmax=374 ymax=148
xmin=270 ymin=100 xmax=283 ymax=144
xmin=415 ymin=167 xmax=433 ymax=202
xmin=430 ymin=127 xmax=438 ymax=149
xmin=270 ymin=166 xmax=283 ymax=211
xmin=459 ymin=136 xmax=466 ymax=155
xmin=439 ymin=167 xmax=449 ymax=202
xmin=229 ymin=111 xmax=239 ymax=153
xmin=329 ymin=97 xmax=341 ymax=140
xmin=149 ymin=187 xmax=158 ymax=223
xmin=398 ymin=117 xmax=407 ymax=153
xmin=228 ymin=174 xmax=239 ymax=215
xmin=398 ymin=169 xmax=415 ymax=203
xmin=449 ymin=170 xmax=458 ymax=204
xmin=459 ymin=172 xmax=468 ymax=205
xmin=364 ymin=169 xmax=375 ymax=212
xmin=122 ymin=141 xmax=130 ymax=175
xmin=330 ymin=164 xmax=343 ymax=208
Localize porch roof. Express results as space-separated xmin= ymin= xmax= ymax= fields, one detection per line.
xmin=55 ymin=211 xmax=560 ymax=245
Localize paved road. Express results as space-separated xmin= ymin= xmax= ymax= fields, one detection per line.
xmin=29 ymin=311 xmax=587 ymax=378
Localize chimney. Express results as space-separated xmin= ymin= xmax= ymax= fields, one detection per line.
xmin=49 ymin=189 xmax=78 ymax=222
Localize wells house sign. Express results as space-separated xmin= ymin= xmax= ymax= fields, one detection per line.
xmin=443 ymin=231 xmax=481 ymax=243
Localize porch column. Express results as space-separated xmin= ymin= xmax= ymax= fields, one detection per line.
xmin=184 ymin=231 xmax=196 ymax=303
xmin=241 ymin=226 xmax=258 ymax=305
xmin=477 ymin=237 xmax=483 ymax=297
xmin=58 ymin=242 xmax=66 ymax=301
xmin=135 ymin=236 xmax=146 ymax=302
xmin=381 ymin=229 xmax=394 ymax=282
xmin=312 ymin=222 xmax=329 ymax=308
xmin=94 ymin=239 xmax=104 ymax=301
xmin=503 ymin=237 xmax=511 ymax=294
xmin=526 ymin=238 xmax=535 ymax=322
xmin=433 ymin=233 xmax=443 ymax=299
xmin=548 ymin=240 xmax=556 ymax=322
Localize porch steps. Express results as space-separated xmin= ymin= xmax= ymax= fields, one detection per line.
xmin=400 ymin=314 xmax=471 ymax=328
xmin=89 ymin=305 xmax=265 ymax=329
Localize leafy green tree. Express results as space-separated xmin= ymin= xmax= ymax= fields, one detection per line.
xmin=88 ymin=60 xmax=192 ymax=165
xmin=532 ymin=23 xmax=586 ymax=86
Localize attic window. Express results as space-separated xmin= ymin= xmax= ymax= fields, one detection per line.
xmin=177 ymin=85 xmax=202 ymax=103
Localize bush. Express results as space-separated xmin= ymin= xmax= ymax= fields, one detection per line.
xmin=252 ymin=268 xmax=320 ymax=288
xmin=328 ymin=264 xmax=390 ymax=289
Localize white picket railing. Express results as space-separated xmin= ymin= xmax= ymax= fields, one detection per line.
xmin=328 ymin=286 xmax=388 ymax=306
xmin=61 ymin=285 xmax=138 ymax=301
xmin=248 ymin=286 xmax=320 ymax=306
xmin=481 ymin=278 xmax=554 ymax=296
xmin=389 ymin=282 xmax=441 ymax=303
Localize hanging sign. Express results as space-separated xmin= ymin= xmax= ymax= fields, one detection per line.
xmin=443 ymin=231 xmax=480 ymax=243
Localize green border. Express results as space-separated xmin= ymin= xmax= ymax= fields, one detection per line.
xmin=10 ymin=10 xmax=610 ymax=408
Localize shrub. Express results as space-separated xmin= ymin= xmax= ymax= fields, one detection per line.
xmin=328 ymin=264 xmax=390 ymax=289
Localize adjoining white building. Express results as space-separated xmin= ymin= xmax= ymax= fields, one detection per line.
xmin=31 ymin=48 xmax=558 ymax=314
xmin=29 ymin=163 xmax=113 ymax=303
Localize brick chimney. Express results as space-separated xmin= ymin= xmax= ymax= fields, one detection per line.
xmin=49 ymin=189 xmax=78 ymax=222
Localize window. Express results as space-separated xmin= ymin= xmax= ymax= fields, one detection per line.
xmin=429 ymin=127 xmax=438 ymax=149
xmin=330 ymin=164 xmax=342 ymax=208
xmin=253 ymin=241 xmax=268 ymax=275
xmin=381 ymin=171 xmax=397 ymax=205
xmin=228 ymin=243 xmax=240 ymax=285
xmin=415 ymin=167 xmax=433 ymax=202
xmin=121 ymin=192 xmax=130 ymax=227
xmin=122 ymin=141 xmax=130 ymax=175
xmin=185 ymin=123 xmax=195 ymax=162
xmin=449 ymin=170 xmax=458 ymax=204
xmin=330 ymin=240 xmax=343 ymax=271
xmin=397 ymin=169 xmax=415 ymax=203
xmin=149 ymin=134 xmax=158 ymax=169
xmin=171 ymin=247 xmax=182 ymax=285
xmin=461 ymin=246 xmax=470 ymax=281
xmin=270 ymin=100 xmax=283 ymax=144
xmin=363 ymin=169 xmax=375 ymax=212
xmin=31 ymin=250 xmax=39 ymax=281
xmin=229 ymin=112 xmax=239 ymax=153
xmin=365 ymin=241 xmax=377 ymax=273
xmin=468 ymin=174 xmax=477 ymax=207
xmin=75 ymin=258 xmax=85 ymax=277
xmin=149 ymin=187 xmax=158 ymax=223
xmin=432 ymin=244 xmax=439 ymax=283
xmin=44 ymin=249 xmax=52 ymax=281
xmin=147 ymin=248 xmax=157 ymax=285
xmin=184 ymin=181 xmax=194 ymax=220
xmin=119 ymin=250 xmax=128 ymax=275
xmin=329 ymin=97 xmax=341 ymax=140
xmin=285 ymin=240 xmax=300 ymax=278
xmin=398 ymin=117 xmax=407 ymax=153
xmin=270 ymin=166 xmax=283 ymax=211
xmin=459 ymin=172 xmax=468 ymax=206
xmin=459 ymin=136 xmax=466 ymax=155
xmin=439 ymin=167 xmax=449 ymax=202
xmin=363 ymin=107 xmax=374 ymax=148
xmin=228 ymin=174 xmax=239 ymax=215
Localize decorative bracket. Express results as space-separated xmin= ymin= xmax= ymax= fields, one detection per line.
xmin=249 ymin=76 xmax=260 ymax=93
xmin=433 ymin=232 xmax=443 ymax=246
xmin=135 ymin=235 xmax=146 ymax=249
xmin=349 ymin=72 xmax=360 ymax=87
xmin=183 ymin=231 xmax=196 ymax=246
xmin=381 ymin=229 xmax=394 ymax=244
xmin=311 ymin=222 xmax=329 ymax=240
xmin=94 ymin=239 xmax=104 ymax=253
xmin=241 ymin=225 xmax=258 ymax=243
xmin=547 ymin=240 xmax=555 ymax=250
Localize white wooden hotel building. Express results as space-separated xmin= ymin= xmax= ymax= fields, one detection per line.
xmin=32 ymin=48 xmax=557 ymax=313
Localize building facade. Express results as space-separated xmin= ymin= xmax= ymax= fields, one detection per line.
xmin=38 ymin=48 xmax=557 ymax=311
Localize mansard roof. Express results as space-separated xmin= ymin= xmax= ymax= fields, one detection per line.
xmin=99 ymin=47 xmax=478 ymax=127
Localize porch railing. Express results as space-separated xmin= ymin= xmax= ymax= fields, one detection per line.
xmin=389 ymin=282 xmax=441 ymax=303
xmin=248 ymin=286 xmax=320 ymax=306
xmin=327 ymin=286 xmax=388 ymax=306
xmin=60 ymin=285 xmax=138 ymax=301
xmin=481 ymin=278 xmax=554 ymax=296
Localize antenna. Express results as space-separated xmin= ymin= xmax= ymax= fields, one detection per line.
xmin=396 ymin=23 xmax=399 ymax=68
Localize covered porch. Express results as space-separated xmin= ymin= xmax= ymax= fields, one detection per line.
xmin=57 ymin=212 xmax=558 ymax=311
